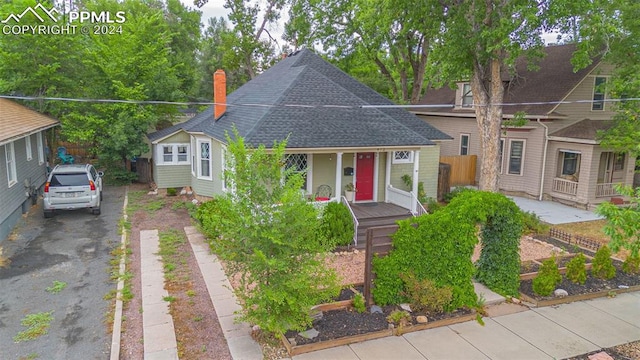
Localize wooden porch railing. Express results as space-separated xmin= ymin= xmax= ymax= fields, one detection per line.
xmin=596 ymin=183 xmax=620 ymax=198
xmin=552 ymin=178 xmax=578 ymax=196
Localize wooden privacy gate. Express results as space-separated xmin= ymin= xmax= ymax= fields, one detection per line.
xmin=363 ymin=224 xmax=399 ymax=306
xmin=439 ymin=155 xmax=477 ymax=186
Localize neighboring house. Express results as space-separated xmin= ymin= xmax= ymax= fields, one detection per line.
xmin=145 ymin=49 xmax=451 ymax=214
xmin=0 ymin=99 xmax=59 ymax=242
xmin=413 ymin=43 xmax=636 ymax=210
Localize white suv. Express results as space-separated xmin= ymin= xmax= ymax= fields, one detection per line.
xmin=43 ymin=164 xmax=104 ymax=218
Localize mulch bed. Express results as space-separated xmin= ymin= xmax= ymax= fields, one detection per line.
xmin=520 ymin=262 xmax=640 ymax=301
xmin=285 ymin=305 xmax=474 ymax=346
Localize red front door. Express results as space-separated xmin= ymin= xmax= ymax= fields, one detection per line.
xmin=356 ymin=153 xmax=374 ymax=201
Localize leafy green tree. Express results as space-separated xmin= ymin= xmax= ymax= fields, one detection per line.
xmin=200 ymin=131 xmax=340 ymax=336
xmin=286 ymin=0 xmax=443 ymax=104
xmin=597 ymin=185 xmax=640 ymax=258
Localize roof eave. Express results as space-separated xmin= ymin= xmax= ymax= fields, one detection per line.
xmin=0 ymin=122 xmax=59 ymax=147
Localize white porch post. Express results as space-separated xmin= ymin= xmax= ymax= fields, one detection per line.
xmin=335 ymin=152 xmax=343 ymax=200
xmin=411 ymin=150 xmax=420 ymax=214
xmin=385 ymin=151 xmax=392 ymax=202
xmin=373 ymin=153 xmax=380 ymax=202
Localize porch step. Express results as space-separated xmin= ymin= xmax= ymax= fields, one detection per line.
xmin=356 ymin=214 xmax=412 ymax=246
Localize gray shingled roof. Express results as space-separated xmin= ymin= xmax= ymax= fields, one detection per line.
xmin=413 ymin=44 xmax=600 ymax=117
xmin=149 ymin=49 xmax=451 ymax=147
xmin=550 ymin=119 xmax=613 ymax=140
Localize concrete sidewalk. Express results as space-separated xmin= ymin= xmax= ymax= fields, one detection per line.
xmin=292 ymin=291 xmax=640 ymax=360
xmin=508 ymin=196 xmax=603 ymax=225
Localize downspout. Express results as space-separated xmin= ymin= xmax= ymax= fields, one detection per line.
xmin=537 ymin=118 xmax=549 ymax=201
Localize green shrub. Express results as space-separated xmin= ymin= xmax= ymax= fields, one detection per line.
xmin=443 ymin=187 xmax=473 ymax=203
xmin=566 ymin=253 xmax=587 ymax=284
xmin=401 ymin=174 xmax=428 ymax=203
xmin=386 ymin=310 xmax=411 ymax=327
xmin=166 ymin=188 xmax=177 ymax=196
xmin=591 ymin=245 xmax=616 ymax=280
xmin=194 ymin=198 xmax=227 ymax=242
xmin=622 ymin=252 xmax=640 ymax=274
xmin=521 ymin=211 xmax=550 ymax=235
xmin=320 ymin=202 xmax=355 ymax=248
xmin=400 ymin=272 xmax=453 ymax=314
xmin=352 ymin=293 xmax=366 ymax=313
xmin=424 ymin=197 xmax=443 ymax=213
xmin=532 ymin=257 xmax=562 ymax=296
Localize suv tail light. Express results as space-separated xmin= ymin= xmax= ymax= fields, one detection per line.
xmin=44 ymin=182 xmax=50 ymax=193
xmin=89 ymin=180 xmax=96 ymax=191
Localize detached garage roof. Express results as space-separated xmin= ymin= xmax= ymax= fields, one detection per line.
xmin=0 ymin=99 xmax=59 ymax=146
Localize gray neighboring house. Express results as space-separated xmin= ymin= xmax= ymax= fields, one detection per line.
xmin=413 ymin=44 xmax=636 ymax=210
xmin=145 ymin=49 xmax=451 ymax=213
xmin=0 ymin=99 xmax=59 ymax=242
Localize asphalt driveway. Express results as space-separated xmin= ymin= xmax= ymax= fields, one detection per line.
xmin=0 ymin=186 xmax=124 ymax=360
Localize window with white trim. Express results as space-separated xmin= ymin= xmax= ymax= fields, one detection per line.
xmin=460 ymin=134 xmax=469 ymax=155
xmin=37 ymin=133 xmax=44 ymax=164
xmin=614 ymin=153 xmax=625 ymax=171
xmin=508 ymin=140 xmax=525 ymax=175
xmin=197 ymin=139 xmax=211 ymax=179
xmin=462 ymin=83 xmax=473 ymax=107
xmin=285 ymin=153 xmax=308 ymax=190
xmin=592 ymin=77 xmax=607 ymax=111
xmin=499 ymin=139 xmax=505 ymax=173
xmin=25 ymin=135 xmax=32 ymax=161
xmin=392 ymin=151 xmax=414 ymax=164
xmin=191 ymin=136 xmax=196 ymax=176
xmin=557 ymin=150 xmax=581 ymax=180
xmin=157 ymin=143 xmax=190 ymax=165
xmin=5 ymin=142 xmax=17 ymax=187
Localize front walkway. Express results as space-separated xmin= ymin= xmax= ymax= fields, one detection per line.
xmin=508 ymin=196 xmax=604 ymax=225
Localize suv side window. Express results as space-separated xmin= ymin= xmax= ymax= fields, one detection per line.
xmin=90 ymin=166 xmax=98 ymax=181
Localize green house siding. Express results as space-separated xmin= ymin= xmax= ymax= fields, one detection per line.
xmin=154 ymin=165 xmax=191 ymax=188
xmin=419 ymin=145 xmax=440 ymax=199
xmin=390 ymin=162 xmax=413 ymax=190
xmin=311 ymin=154 xmax=336 ymax=196
xmin=191 ymin=139 xmax=224 ymax=197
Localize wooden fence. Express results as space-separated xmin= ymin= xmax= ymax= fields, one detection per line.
xmin=135 ymin=158 xmax=153 ymax=184
xmin=363 ymin=225 xmax=398 ymax=306
xmin=549 ymin=228 xmax=602 ymax=252
xmin=439 ymin=155 xmax=477 ymax=186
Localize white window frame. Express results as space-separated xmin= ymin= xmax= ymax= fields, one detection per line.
xmin=499 ymin=139 xmax=505 ymax=174
xmin=461 ymin=83 xmax=473 ymax=108
xmin=559 ymin=151 xmax=581 ymax=178
xmin=157 ymin=143 xmax=190 ymax=165
xmin=5 ymin=142 xmax=17 ymax=187
xmin=221 ymin=145 xmax=227 ymax=191
xmin=197 ymin=138 xmax=212 ymax=180
xmin=459 ymin=134 xmax=470 ymax=155
xmin=592 ymin=76 xmax=607 ymax=111
xmin=190 ymin=136 xmax=196 ymax=176
xmin=507 ymin=139 xmax=526 ymax=176
xmin=37 ymin=132 xmax=44 ymax=165
xmin=25 ymin=135 xmax=32 ymax=161
xmin=392 ymin=150 xmax=414 ymax=164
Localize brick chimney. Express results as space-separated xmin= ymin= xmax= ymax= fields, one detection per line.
xmin=213 ymin=69 xmax=226 ymax=120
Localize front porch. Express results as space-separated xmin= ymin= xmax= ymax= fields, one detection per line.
xmin=552 ymin=178 xmax=621 ymax=198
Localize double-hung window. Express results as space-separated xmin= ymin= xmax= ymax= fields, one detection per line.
xmin=25 ymin=135 xmax=32 ymax=161
xmin=558 ymin=151 xmax=580 ymax=179
xmin=5 ymin=142 xmax=17 ymax=187
xmin=37 ymin=133 xmax=44 ymax=164
xmin=462 ymin=83 xmax=473 ymax=107
xmin=460 ymin=134 xmax=469 ymax=155
xmin=158 ymin=144 xmax=190 ymax=165
xmin=508 ymin=140 xmax=525 ymax=175
xmin=197 ymin=139 xmax=211 ymax=179
xmin=592 ymin=77 xmax=607 ymax=111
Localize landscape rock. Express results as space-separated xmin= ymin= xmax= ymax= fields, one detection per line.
xmin=511 ymin=297 xmax=521 ymax=304
xmin=299 ymin=328 xmax=319 ymax=339
xmin=416 ymin=316 xmax=428 ymax=324
xmin=588 ymin=351 xmax=615 ymax=360
xmin=554 ymin=289 xmax=569 ymax=297
xmin=400 ymin=303 xmax=412 ymax=312
xmin=287 ymin=338 xmax=297 ymax=347
xmin=370 ymin=305 xmax=383 ymax=314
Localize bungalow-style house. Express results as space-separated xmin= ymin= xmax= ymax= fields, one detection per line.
xmin=413 ymin=44 xmax=636 ymax=210
xmin=145 ymin=49 xmax=451 ymax=219
xmin=0 ymin=99 xmax=59 ymax=242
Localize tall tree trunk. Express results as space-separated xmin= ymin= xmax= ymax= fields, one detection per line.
xmin=472 ymin=57 xmax=504 ymax=192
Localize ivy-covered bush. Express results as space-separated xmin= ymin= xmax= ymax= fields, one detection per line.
xmin=592 ymin=245 xmax=616 ymax=280
xmin=450 ymin=191 xmax=523 ymax=297
xmin=320 ymin=202 xmax=355 ymax=248
xmin=372 ymin=211 xmax=478 ymax=310
xmin=566 ymin=253 xmax=587 ymax=284
xmin=532 ymin=257 xmax=562 ymax=296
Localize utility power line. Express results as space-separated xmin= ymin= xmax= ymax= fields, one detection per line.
xmin=1 ymin=94 xmax=639 ymax=109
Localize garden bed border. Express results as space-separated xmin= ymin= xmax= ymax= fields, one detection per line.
xmin=520 ymin=284 xmax=640 ymax=307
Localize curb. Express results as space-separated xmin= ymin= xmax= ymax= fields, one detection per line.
xmin=110 ymin=186 xmax=129 ymax=360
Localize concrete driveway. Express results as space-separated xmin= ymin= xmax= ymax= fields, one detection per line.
xmin=0 ymin=186 xmax=124 ymax=360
